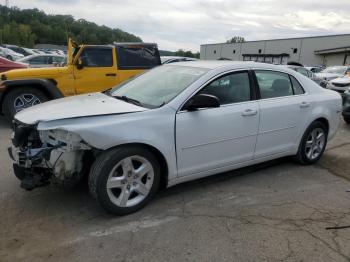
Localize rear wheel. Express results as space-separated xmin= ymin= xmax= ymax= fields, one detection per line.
xmin=89 ymin=146 xmax=161 ymax=215
xmin=2 ymin=87 xmax=48 ymax=122
xmin=296 ymin=121 xmax=328 ymax=164
xmin=6 ymin=55 xmax=12 ymax=61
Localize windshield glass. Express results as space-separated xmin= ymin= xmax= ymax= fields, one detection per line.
xmin=110 ymin=65 xmax=208 ymax=108
xmin=322 ymin=66 xmax=347 ymax=74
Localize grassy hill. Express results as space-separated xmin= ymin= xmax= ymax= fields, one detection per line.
xmin=0 ymin=5 xmax=142 ymax=47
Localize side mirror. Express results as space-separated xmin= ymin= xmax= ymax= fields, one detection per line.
xmin=184 ymin=94 xmax=220 ymax=111
xmin=76 ymin=58 xmax=84 ymax=70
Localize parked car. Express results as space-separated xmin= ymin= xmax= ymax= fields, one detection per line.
xmin=8 ymin=61 xmax=342 ymax=215
xmin=287 ymin=65 xmax=322 ymax=85
xmin=22 ymin=47 xmax=37 ymax=56
xmin=0 ymin=39 xmax=161 ymax=121
xmin=305 ymin=66 xmax=324 ymax=73
xmin=3 ymin=44 xmax=33 ymax=57
xmin=161 ymin=56 xmax=198 ymax=64
xmin=0 ymin=57 xmax=27 ymax=73
xmin=17 ymin=54 xmax=66 ymax=68
xmin=0 ymin=46 xmax=24 ymax=61
xmin=325 ymin=76 xmax=350 ymax=93
xmin=316 ymin=66 xmax=350 ymax=87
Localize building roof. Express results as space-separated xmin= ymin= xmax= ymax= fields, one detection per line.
xmin=201 ymin=33 xmax=350 ymax=46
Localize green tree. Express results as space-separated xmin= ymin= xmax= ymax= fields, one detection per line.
xmin=226 ymin=36 xmax=245 ymax=43
xmin=0 ymin=5 xmax=142 ymax=47
xmin=174 ymin=49 xmax=200 ymax=58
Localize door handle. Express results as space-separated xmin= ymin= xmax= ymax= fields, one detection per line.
xmin=241 ymin=109 xmax=258 ymax=116
xmin=300 ymin=101 xmax=310 ymax=108
xmin=105 ymin=73 xmax=117 ymax=77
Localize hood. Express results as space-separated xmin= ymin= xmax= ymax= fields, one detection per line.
xmin=329 ymin=76 xmax=350 ymax=84
xmin=15 ymin=93 xmax=147 ymax=125
xmin=315 ymin=72 xmax=343 ymax=80
xmin=2 ymin=66 xmax=66 ymax=79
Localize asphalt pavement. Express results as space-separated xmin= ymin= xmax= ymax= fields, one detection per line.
xmin=1 ymin=117 xmax=350 ymax=262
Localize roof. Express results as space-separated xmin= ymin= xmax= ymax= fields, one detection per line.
xmin=166 ymin=60 xmax=292 ymax=71
xmin=113 ymin=42 xmax=158 ymax=47
xmin=201 ymin=33 xmax=350 ymax=46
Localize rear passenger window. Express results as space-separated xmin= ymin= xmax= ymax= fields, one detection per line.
xmin=29 ymin=56 xmax=48 ymax=65
xmin=255 ymin=71 xmax=293 ymax=99
xmin=198 ymin=71 xmax=251 ymax=105
xmin=290 ymin=76 xmax=304 ymax=95
xmin=116 ymin=45 xmax=161 ymax=70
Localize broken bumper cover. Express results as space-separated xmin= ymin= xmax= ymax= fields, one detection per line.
xmin=8 ymin=125 xmax=92 ymax=190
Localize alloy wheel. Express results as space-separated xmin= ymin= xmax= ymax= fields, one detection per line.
xmin=106 ymin=155 xmax=154 ymax=208
xmin=13 ymin=94 xmax=42 ymax=112
xmin=304 ymin=127 xmax=326 ymax=160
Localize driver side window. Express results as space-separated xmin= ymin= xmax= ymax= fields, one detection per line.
xmin=198 ymin=71 xmax=251 ymax=105
xmin=79 ymin=48 xmax=113 ymax=67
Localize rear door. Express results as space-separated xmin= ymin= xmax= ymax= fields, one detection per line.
xmin=73 ymin=47 xmax=117 ymax=94
xmin=253 ymin=70 xmax=310 ymax=158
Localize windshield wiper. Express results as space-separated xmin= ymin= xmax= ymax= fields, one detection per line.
xmin=113 ymin=95 xmax=143 ymax=107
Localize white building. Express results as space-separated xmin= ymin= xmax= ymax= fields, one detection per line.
xmin=200 ymin=34 xmax=350 ymax=66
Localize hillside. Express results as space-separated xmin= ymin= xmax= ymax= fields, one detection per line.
xmin=0 ymin=5 xmax=142 ymax=48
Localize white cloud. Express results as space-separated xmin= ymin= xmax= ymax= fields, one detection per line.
xmin=10 ymin=0 xmax=350 ymax=52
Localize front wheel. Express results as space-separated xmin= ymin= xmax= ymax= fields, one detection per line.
xmin=296 ymin=121 xmax=328 ymax=165
xmin=89 ymin=146 xmax=161 ymax=215
xmin=2 ymin=87 xmax=49 ymax=122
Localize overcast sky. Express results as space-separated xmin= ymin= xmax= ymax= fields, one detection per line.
xmin=11 ymin=0 xmax=350 ymax=52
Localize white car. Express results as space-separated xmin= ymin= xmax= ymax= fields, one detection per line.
xmin=316 ymin=66 xmax=350 ymax=82
xmin=17 ymin=54 xmax=66 ymax=68
xmin=9 ymin=61 xmax=342 ymax=215
xmin=326 ymin=76 xmax=350 ymax=92
xmin=0 ymin=46 xmax=24 ymax=61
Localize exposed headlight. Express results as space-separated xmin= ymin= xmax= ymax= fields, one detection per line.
xmin=39 ymin=129 xmax=90 ymax=151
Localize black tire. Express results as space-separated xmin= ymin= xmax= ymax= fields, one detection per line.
xmin=2 ymin=87 xmax=49 ymax=122
xmin=296 ymin=121 xmax=328 ymax=165
xmin=6 ymin=55 xmax=12 ymax=61
xmin=343 ymin=117 xmax=350 ymax=124
xmin=89 ymin=146 xmax=161 ymax=215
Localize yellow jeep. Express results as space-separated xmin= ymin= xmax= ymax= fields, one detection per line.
xmin=0 ymin=39 xmax=161 ymax=121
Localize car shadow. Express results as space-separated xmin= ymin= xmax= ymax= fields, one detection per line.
xmin=0 ymin=116 xmax=9 ymax=128
xmin=157 ymin=157 xmax=289 ymax=198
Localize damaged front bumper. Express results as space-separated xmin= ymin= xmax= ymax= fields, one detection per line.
xmin=8 ymin=122 xmax=92 ymax=190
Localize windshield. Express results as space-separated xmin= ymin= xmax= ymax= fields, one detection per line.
xmin=322 ymin=66 xmax=347 ymax=74
xmin=110 ymin=65 xmax=208 ymax=108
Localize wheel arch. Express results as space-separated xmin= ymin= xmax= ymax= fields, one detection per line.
xmin=0 ymin=79 xmax=63 ymax=113
xmin=313 ymin=117 xmax=329 ymax=133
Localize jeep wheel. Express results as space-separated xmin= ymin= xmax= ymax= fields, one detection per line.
xmin=89 ymin=146 xmax=161 ymax=215
xmin=2 ymin=88 xmax=49 ymax=122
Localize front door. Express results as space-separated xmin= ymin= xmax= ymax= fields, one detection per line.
xmin=253 ymin=70 xmax=310 ymax=158
xmin=176 ymin=71 xmax=259 ymax=177
xmin=74 ymin=47 xmax=117 ymax=94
